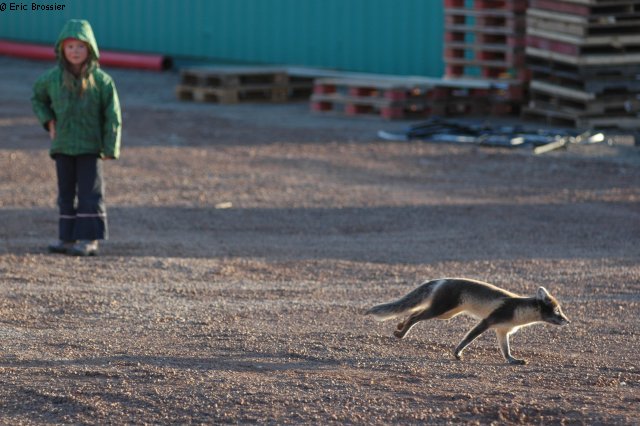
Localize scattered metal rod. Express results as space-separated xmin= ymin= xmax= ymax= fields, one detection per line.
xmin=533 ymin=131 xmax=606 ymax=155
xmin=378 ymin=117 xmax=610 ymax=153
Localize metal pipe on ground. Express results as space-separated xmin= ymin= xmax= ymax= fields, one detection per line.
xmin=0 ymin=40 xmax=172 ymax=71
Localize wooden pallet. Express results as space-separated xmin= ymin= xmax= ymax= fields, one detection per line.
xmin=436 ymin=83 xmax=524 ymax=115
xmin=445 ymin=62 xmax=527 ymax=80
xmin=528 ymin=60 xmax=640 ymax=95
xmin=446 ymin=31 xmax=526 ymax=48
xmin=527 ymin=7 xmax=640 ymax=38
xmin=530 ymin=0 xmax=640 ymax=18
xmin=444 ymin=1 xmax=528 ymax=81
xmin=287 ymin=76 xmax=315 ymax=100
xmin=526 ymin=54 xmax=640 ymax=79
xmin=310 ymin=77 xmax=522 ymax=119
xmin=445 ymin=21 xmax=527 ymax=36
xmin=434 ymin=98 xmax=491 ymax=116
xmin=529 ymin=81 xmax=640 ymax=115
xmin=311 ymin=98 xmax=434 ymax=120
xmin=526 ymin=45 xmax=640 ymax=65
xmin=522 ymin=105 xmax=640 ymax=130
xmin=445 ymin=8 xmax=527 ymax=27
xmin=313 ymin=78 xmax=435 ymax=99
xmin=326 ymin=94 xmax=510 ymax=117
xmin=180 ymin=66 xmax=289 ymax=88
xmin=445 ymin=0 xmax=528 ymax=12
xmin=176 ymin=84 xmax=289 ymax=104
xmin=432 ymin=83 xmax=526 ymax=102
xmin=310 ymin=78 xmax=436 ymax=120
xmin=445 ymin=48 xmax=526 ymax=68
xmin=176 ymin=66 xmax=314 ymax=103
xmin=527 ymin=33 xmax=640 ymax=56
xmin=525 ymin=0 xmax=640 ymax=131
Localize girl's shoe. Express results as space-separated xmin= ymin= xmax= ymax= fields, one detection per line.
xmin=48 ymin=240 xmax=76 ymax=254
xmin=69 ymin=240 xmax=99 ymax=256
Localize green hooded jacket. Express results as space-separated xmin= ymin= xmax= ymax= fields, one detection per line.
xmin=31 ymin=19 xmax=121 ymax=159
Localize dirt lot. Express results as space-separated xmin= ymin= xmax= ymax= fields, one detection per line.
xmin=1 ymin=56 xmax=639 ymax=424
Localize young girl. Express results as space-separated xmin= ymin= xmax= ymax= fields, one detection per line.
xmin=31 ymin=19 xmax=121 ymax=256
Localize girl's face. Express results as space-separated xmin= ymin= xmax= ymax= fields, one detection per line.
xmin=62 ymin=38 xmax=89 ymax=67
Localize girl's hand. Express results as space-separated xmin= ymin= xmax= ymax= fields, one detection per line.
xmin=47 ymin=120 xmax=56 ymax=140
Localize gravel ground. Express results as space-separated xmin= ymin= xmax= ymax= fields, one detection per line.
xmin=1 ymin=56 xmax=639 ymax=424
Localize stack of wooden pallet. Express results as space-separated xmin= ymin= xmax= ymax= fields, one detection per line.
xmin=443 ymin=0 xmax=529 ymax=115
xmin=310 ymin=77 xmax=501 ymax=120
xmin=523 ymin=0 xmax=640 ymax=129
xmin=176 ymin=66 xmax=314 ymax=104
xmin=310 ymin=78 xmax=437 ymax=120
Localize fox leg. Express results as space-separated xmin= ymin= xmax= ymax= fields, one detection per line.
xmin=495 ymin=329 xmax=526 ymax=365
xmin=454 ymin=320 xmax=489 ymax=360
xmin=394 ymin=312 xmax=422 ymax=339
xmin=394 ymin=307 xmax=442 ymax=339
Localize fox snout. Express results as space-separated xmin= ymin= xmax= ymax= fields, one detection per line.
xmin=551 ymin=313 xmax=570 ymax=326
xmin=543 ymin=307 xmax=570 ymax=326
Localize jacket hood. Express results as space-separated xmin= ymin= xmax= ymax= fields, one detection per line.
xmin=55 ymin=19 xmax=100 ymax=61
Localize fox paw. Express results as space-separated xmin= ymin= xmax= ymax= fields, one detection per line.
xmin=507 ymin=358 xmax=527 ymax=365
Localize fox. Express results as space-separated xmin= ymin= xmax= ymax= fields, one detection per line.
xmin=366 ymin=278 xmax=570 ymax=365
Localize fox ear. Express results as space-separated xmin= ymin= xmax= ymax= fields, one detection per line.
xmin=537 ymin=287 xmax=551 ymax=301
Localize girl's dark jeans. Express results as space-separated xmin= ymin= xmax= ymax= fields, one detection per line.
xmin=54 ymin=154 xmax=107 ymax=241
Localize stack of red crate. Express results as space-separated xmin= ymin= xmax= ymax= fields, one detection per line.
xmin=443 ymin=0 xmax=529 ymax=115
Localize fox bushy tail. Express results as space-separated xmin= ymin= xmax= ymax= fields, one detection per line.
xmin=366 ymin=280 xmax=438 ymax=321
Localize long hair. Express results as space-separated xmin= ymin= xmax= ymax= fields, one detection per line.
xmin=60 ymin=45 xmax=97 ymax=96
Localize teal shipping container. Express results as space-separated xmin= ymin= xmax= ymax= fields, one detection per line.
xmin=0 ymin=0 xmax=444 ymax=77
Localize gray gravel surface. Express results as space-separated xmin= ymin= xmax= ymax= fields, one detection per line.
xmin=1 ymin=57 xmax=639 ymax=424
